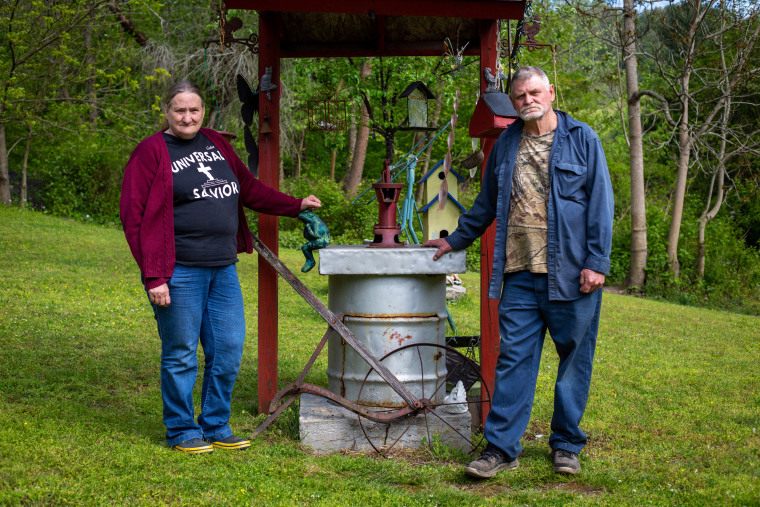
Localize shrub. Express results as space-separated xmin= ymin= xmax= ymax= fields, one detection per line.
xmin=280 ymin=177 xmax=378 ymax=244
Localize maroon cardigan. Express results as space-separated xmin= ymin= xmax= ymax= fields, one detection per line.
xmin=120 ymin=128 xmax=302 ymax=290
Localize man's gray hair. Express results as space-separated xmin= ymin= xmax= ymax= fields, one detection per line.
xmin=510 ymin=66 xmax=551 ymax=94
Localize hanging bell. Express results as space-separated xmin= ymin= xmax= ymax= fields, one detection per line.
xmin=259 ymin=116 xmax=273 ymax=134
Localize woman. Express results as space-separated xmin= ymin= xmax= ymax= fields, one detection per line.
xmin=120 ymin=81 xmax=320 ymax=454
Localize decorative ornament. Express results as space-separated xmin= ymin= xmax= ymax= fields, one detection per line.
xmin=307 ymin=88 xmax=347 ymax=132
xmin=438 ymin=90 xmax=460 ymax=211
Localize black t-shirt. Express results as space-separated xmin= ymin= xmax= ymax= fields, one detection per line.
xmin=163 ymin=131 xmax=241 ymax=266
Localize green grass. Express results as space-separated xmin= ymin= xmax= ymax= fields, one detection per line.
xmin=1 ymin=205 xmax=758 ymax=505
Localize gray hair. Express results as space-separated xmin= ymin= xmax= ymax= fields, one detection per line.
xmin=163 ymin=80 xmax=204 ymax=110
xmin=160 ymin=81 xmax=204 ymax=131
xmin=510 ymin=66 xmax=551 ymax=95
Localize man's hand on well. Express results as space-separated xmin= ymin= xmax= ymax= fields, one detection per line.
xmin=421 ymin=238 xmax=453 ymax=261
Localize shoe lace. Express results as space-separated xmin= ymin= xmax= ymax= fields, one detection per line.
xmin=481 ymin=443 xmax=506 ymax=461
xmin=555 ymin=449 xmax=576 ymax=459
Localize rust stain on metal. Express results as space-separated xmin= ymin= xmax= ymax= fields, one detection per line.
xmin=357 ymin=400 xmax=406 ymax=408
xmin=388 ymin=331 xmax=413 ymax=346
xmin=343 ymin=312 xmax=439 ymax=319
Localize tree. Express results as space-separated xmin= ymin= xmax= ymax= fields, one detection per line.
xmin=633 ymin=0 xmax=760 ymax=277
xmin=695 ymin=8 xmax=760 ymax=278
xmin=0 ymin=0 xmax=106 ymax=205
xmin=344 ymin=58 xmax=372 ymax=195
xmin=620 ymin=0 xmax=648 ymax=290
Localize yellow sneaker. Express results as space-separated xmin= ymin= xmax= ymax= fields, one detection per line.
xmin=172 ymin=438 xmax=214 ymax=455
xmin=209 ymin=435 xmax=251 ymax=450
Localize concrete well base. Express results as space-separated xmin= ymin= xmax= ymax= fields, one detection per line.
xmin=299 ymin=393 xmax=472 ymax=455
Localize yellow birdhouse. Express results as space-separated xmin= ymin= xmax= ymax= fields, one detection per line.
xmin=419 ymin=162 xmax=466 ymax=242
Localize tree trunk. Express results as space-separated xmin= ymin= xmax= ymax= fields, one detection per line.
xmin=329 ymin=149 xmax=336 ymax=180
xmin=666 ymin=90 xmax=691 ymax=278
xmin=85 ymin=6 xmax=97 ymax=126
xmin=20 ymin=130 xmax=31 ymax=209
xmin=697 ymin=163 xmax=724 ymax=279
xmin=108 ymin=1 xmax=149 ymax=47
xmin=295 ymin=128 xmax=306 ymax=179
xmin=344 ymin=60 xmax=372 ymax=195
xmin=346 ymin=102 xmax=356 ymax=173
xmin=0 ymin=121 xmax=10 ymax=205
xmin=622 ymin=0 xmax=647 ymax=290
xmin=384 ymin=132 xmax=395 ymax=162
xmin=697 ymin=54 xmax=732 ymax=279
xmin=344 ymin=101 xmax=370 ymax=195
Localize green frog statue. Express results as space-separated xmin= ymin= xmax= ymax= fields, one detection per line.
xmin=297 ymin=210 xmax=330 ymax=272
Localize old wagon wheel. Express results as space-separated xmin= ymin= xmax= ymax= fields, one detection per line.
xmin=355 ymin=343 xmax=490 ymax=457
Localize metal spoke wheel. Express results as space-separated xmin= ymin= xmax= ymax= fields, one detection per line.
xmin=356 ymin=343 xmax=491 ymax=457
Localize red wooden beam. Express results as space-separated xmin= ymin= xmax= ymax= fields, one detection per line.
xmin=257 ymin=11 xmax=281 ymax=415
xmin=279 ymin=42 xmax=480 ymax=59
xmin=477 ymin=19 xmax=500 ymax=424
xmin=226 ymin=0 xmax=524 ymax=19
xmin=376 ymin=14 xmax=386 ymax=53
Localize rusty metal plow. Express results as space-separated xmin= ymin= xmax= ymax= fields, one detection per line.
xmin=249 ymin=234 xmax=490 ymax=455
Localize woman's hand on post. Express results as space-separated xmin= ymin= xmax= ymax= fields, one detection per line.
xmin=421 ymin=238 xmax=453 ymax=261
xmin=148 ymin=283 xmax=171 ymax=307
xmin=301 ymin=195 xmax=322 ymax=211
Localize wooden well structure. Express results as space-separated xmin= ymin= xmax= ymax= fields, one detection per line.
xmin=224 ymin=0 xmax=527 ymax=417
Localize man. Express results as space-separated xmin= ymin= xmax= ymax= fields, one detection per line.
xmin=423 ymin=66 xmax=613 ymax=477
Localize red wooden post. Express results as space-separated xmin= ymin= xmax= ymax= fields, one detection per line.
xmin=478 ymin=19 xmax=500 ymax=424
xmin=257 ymin=11 xmax=281 ymax=414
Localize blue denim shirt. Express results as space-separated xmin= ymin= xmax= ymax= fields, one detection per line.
xmin=446 ymin=111 xmax=614 ymax=301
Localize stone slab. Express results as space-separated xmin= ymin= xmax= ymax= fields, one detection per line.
xmin=446 ymin=285 xmax=467 ymax=301
xmin=318 ymin=244 xmax=466 ymax=275
xmin=299 ymin=393 xmax=472 ymax=455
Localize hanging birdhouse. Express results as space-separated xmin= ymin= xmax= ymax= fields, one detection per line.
xmin=307 ymin=89 xmax=347 ymax=132
xmin=418 ymin=161 xmax=467 ymax=242
xmin=469 ymin=92 xmax=518 ymax=139
xmin=397 ymin=81 xmax=436 ymax=130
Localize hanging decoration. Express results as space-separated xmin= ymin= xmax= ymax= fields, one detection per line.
xmin=495 ymin=1 xmax=564 ymax=108
xmin=442 ymin=36 xmax=469 ymax=74
xmin=236 ymin=74 xmax=260 ymax=176
xmin=307 ymin=89 xmax=348 ymax=132
xmin=204 ymin=4 xmax=259 ymax=54
xmin=438 ymin=90 xmax=459 ymax=211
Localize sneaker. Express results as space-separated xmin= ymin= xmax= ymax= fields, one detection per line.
xmin=465 ymin=443 xmax=519 ymax=478
xmin=208 ymin=434 xmax=251 ymax=450
xmin=551 ymin=448 xmax=581 ymax=474
xmin=172 ymin=438 xmax=214 ymax=455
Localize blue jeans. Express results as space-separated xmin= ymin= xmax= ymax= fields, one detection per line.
xmin=151 ymin=264 xmax=245 ymax=446
xmin=485 ymin=271 xmax=602 ymax=459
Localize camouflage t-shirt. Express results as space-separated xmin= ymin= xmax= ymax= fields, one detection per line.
xmin=504 ymin=129 xmax=556 ymax=274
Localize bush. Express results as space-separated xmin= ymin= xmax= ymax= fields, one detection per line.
xmin=280 ymin=177 xmax=378 ymax=244
xmin=30 ymin=133 xmax=127 ymax=225
xmin=642 ymin=205 xmax=760 ymax=314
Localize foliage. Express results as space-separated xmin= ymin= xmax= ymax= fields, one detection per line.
xmin=280 ymin=176 xmax=378 ymax=244
xmin=1 ymin=0 xmax=759 ymax=313
xmin=641 ymin=204 xmax=760 ymax=314
xmin=2 ymin=207 xmax=760 ymax=505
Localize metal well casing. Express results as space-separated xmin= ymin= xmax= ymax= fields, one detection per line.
xmin=319 ymin=245 xmax=466 ymax=408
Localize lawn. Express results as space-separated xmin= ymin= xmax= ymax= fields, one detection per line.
xmin=0 ymin=205 xmax=758 ymax=505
